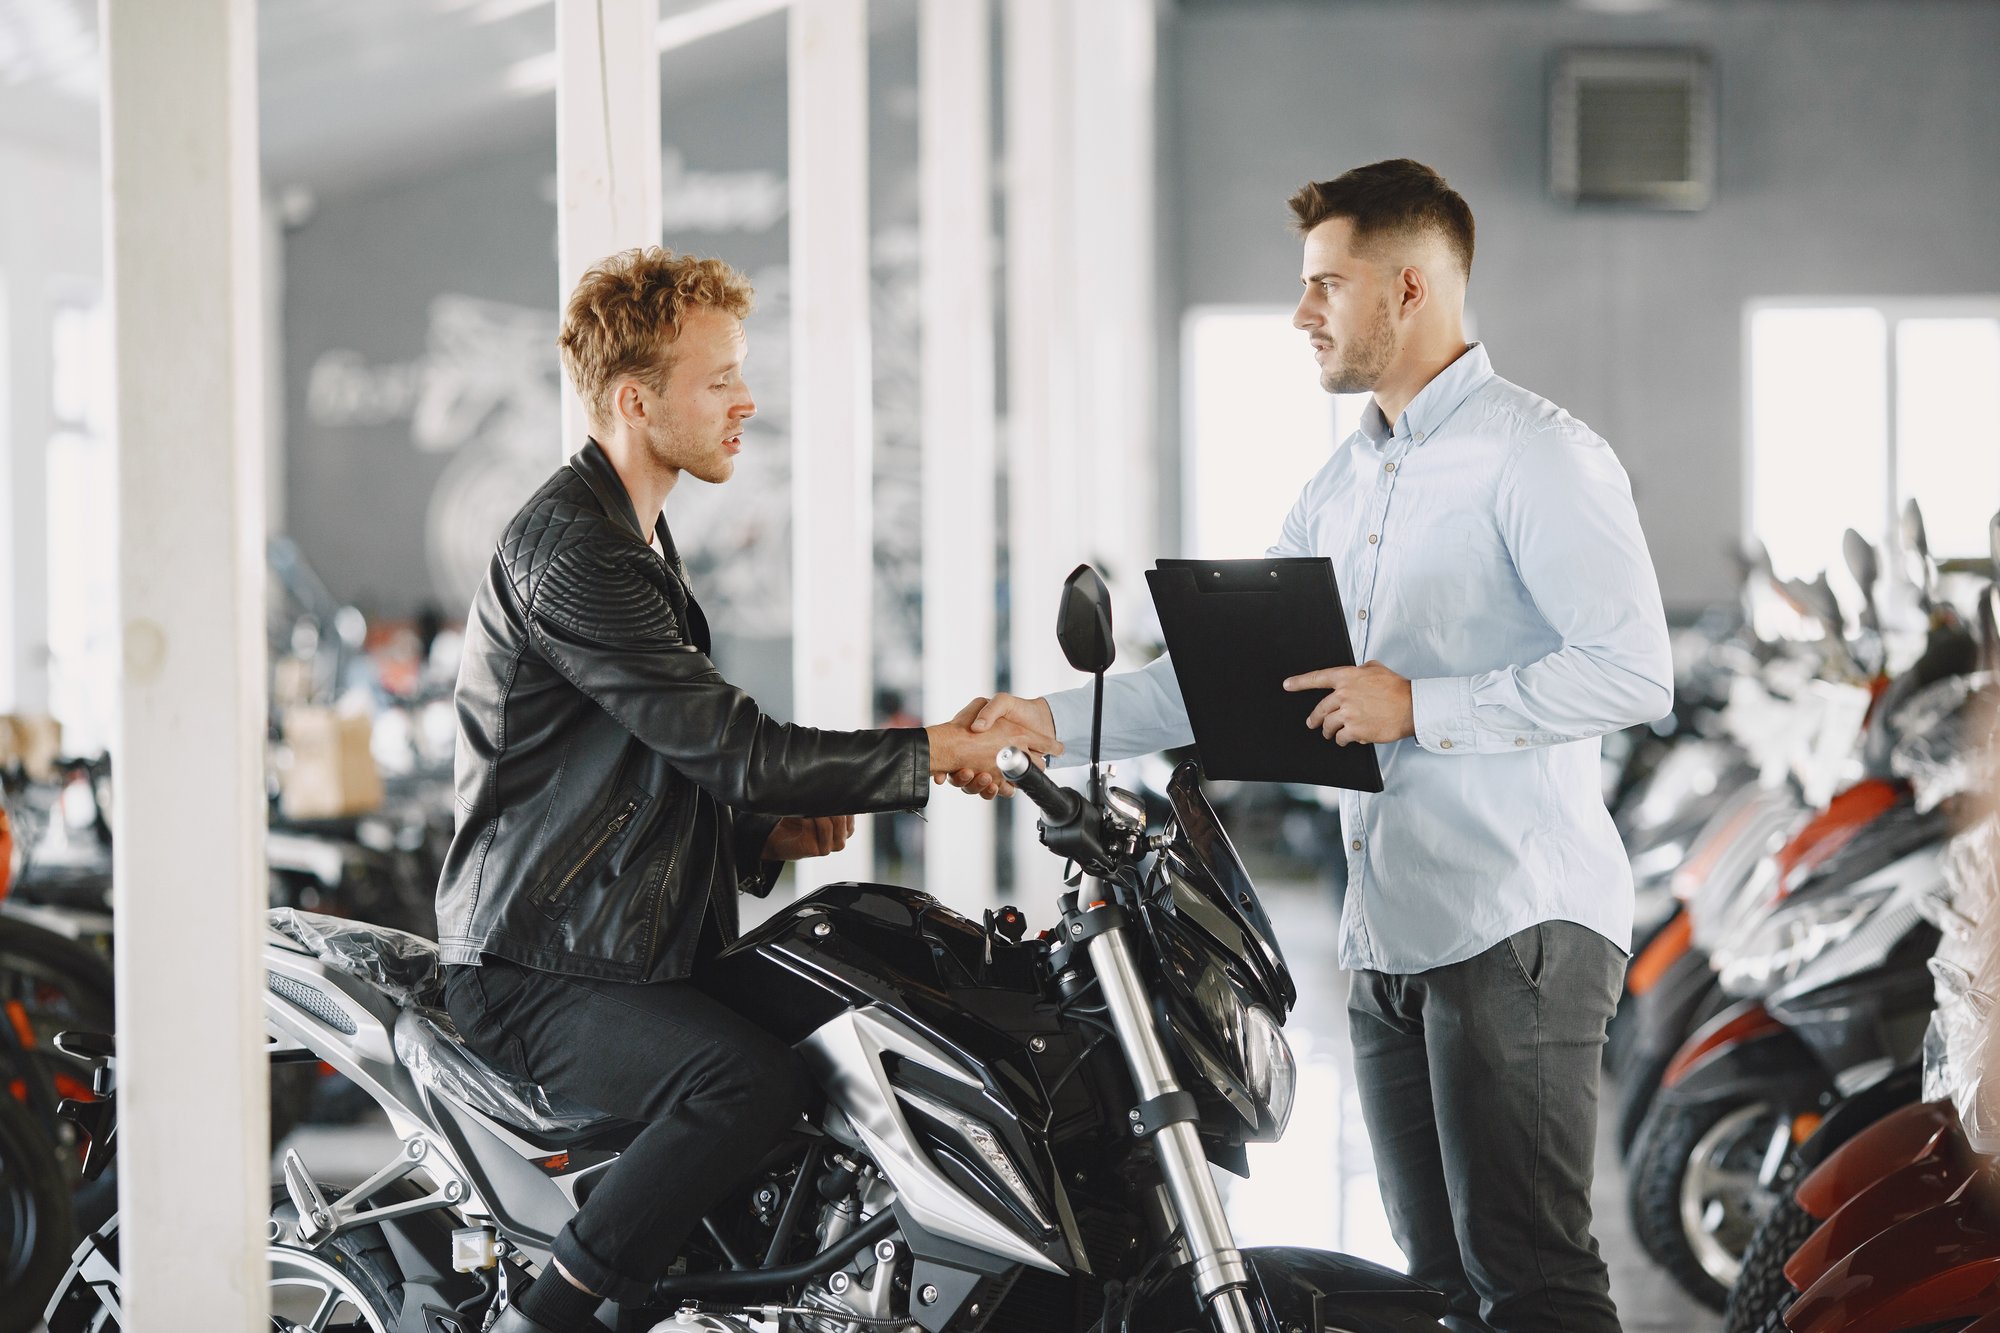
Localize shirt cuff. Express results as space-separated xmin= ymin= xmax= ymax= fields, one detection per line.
xmin=1411 ymin=675 xmax=1476 ymax=754
xmin=1043 ymin=685 xmax=1093 ymax=770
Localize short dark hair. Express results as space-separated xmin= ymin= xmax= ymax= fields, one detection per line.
xmin=1287 ymin=159 xmax=1475 ymax=276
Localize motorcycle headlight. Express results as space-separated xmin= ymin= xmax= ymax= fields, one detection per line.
xmin=1190 ymin=968 xmax=1295 ymax=1140
xmin=1714 ymin=885 xmax=1890 ymax=998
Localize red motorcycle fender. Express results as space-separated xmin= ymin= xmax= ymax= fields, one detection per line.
xmin=1660 ymin=999 xmax=1782 ymax=1090
xmin=1793 ymin=1099 xmax=1959 ymax=1219
xmin=1783 ymin=1139 xmax=1976 ymax=1293
xmin=1784 ymin=1186 xmax=2000 ymax=1333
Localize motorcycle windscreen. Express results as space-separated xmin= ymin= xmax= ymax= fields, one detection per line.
xmin=1163 ymin=761 xmax=1297 ymax=1015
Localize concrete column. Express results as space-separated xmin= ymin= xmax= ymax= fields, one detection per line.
xmin=101 ymin=0 xmax=270 ymax=1324
xmin=918 ymin=0 xmax=998 ymax=905
xmin=788 ymin=0 xmax=876 ymax=893
xmin=556 ymin=0 xmax=663 ymax=457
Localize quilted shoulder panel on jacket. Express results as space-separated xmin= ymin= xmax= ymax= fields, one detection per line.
xmin=497 ymin=468 xmax=602 ymax=611
xmin=531 ymin=536 xmax=683 ymax=649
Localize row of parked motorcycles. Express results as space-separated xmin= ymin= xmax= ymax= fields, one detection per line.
xmin=1606 ymin=500 xmax=2000 ymax=1331
xmin=0 ymin=552 xmax=461 ymax=1329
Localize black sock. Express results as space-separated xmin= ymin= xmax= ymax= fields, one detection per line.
xmin=515 ymin=1270 xmax=605 ymax=1333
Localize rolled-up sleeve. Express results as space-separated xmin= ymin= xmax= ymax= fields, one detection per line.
xmin=1411 ymin=423 xmax=1674 ymax=754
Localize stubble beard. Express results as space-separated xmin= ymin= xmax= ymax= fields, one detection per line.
xmin=647 ymin=416 xmax=735 ymax=486
xmin=1318 ymin=297 xmax=1396 ymax=396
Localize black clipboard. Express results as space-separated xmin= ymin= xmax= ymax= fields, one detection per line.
xmin=1145 ymin=557 xmax=1385 ymax=792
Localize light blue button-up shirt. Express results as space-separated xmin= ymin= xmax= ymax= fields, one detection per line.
xmin=1045 ymin=343 xmax=1673 ymax=973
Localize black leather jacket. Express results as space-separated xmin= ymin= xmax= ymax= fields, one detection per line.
xmin=435 ymin=441 xmax=929 ymax=982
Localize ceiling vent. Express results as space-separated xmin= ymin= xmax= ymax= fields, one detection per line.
xmin=1550 ymin=48 xmax=1714 ymax=210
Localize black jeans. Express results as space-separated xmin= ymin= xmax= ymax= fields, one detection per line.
xmin=443 ymin=958 xmax=812 ymax=1307
xmin=1348 ymin=921 xmax=1626 ymax=1333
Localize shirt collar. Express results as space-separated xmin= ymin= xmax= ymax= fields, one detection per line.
xmin=1357 ymin=341 xmax=1493 ymax=446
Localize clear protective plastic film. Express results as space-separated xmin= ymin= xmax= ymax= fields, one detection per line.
xmin=268 ymin=908 xmax=604 ymax=1134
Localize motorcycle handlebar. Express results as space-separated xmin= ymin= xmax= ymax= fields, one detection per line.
xmin=996 ymin=747 xmax=1083 ymax=826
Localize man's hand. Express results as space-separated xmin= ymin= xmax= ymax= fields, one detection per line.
xmin=938 ymin=693 xmax=1056 ymax=798
xmin=926 ymin=696 xmax=1061 ymax=800
xmin=1284 ymin=660 xmax=1415 ymax=746
xmin=762 ymin=815 xmax=856 ymax=860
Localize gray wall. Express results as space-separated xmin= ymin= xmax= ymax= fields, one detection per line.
xmin=1169 ymin=0 xmax=2000 ymax=611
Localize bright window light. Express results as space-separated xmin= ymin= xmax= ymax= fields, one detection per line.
xmin=1896 ymin=318 xmax=2000 ymax=560
xmin=1748 ymin=306 xmax=1887 ymax=580
xmin=1183 ymin=307 xmax=1368 ymax=559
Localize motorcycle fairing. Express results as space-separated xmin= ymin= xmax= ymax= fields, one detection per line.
xmin=1657 ymin=1021 xmax=1833 ymax=1114
xmin=1161 ymin=762 xmax=1297 ymax=1015
xmin=1125 ymin=1245 xmax=1449 ymax=1332
xmin=1784 ymin=1178 xmax=2000 ymax=1333
xmin=798 ymin=1004 xmax=1073 ymax=1274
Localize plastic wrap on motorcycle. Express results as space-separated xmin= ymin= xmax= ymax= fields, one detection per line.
xmin=1125 ymin=1246 xmax=1448 ymax=1332
xmin=269 ymin=907 xmax=443 ymax=1006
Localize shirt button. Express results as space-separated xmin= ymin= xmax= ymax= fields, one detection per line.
xmin=1350 ymin=839 xmax=1362 ymax=851
xmin=1368 ymin=533 xmax=1378 ymax=544
xmin=1414 ymin=432 xmax=1426 ymax=444
xmin=1440 ymin=739 xmax=1453 ymax=749
xmin=1357 ymin=609 xmax=1367 ymax=620
xmin=1384 ymin=462 xmax=1397 ymax=473
xmin=1514 ymin=737 xmax=1527 ymax=747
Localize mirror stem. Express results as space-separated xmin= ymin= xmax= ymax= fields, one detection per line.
xmin=1090 ymin=670 xmax=1105 ymax=802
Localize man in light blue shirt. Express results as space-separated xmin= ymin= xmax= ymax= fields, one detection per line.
xmin=961 ymin=160 xmax=1672 ymax=1332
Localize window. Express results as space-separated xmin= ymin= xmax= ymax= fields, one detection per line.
xmin=1747 ymin=300 xmax=2000 ymax=584
xmin=45 ymin=297 xmax=117 ymax=758
xmin=1183 ymin=306 xmax=1369 ymax=558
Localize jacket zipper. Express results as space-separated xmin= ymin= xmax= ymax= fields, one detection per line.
xmin=537 ymin=800 xmax=638 ymax=905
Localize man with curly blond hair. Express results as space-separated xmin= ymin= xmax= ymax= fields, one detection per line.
xmin=436 ymin=247 xmax=1057 ymax=1331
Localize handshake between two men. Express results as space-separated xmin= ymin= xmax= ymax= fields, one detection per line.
xmin=768 ymin=660 xmax=1419 ymax=860
xmin=928 ymin=661 xmax=1419 ymax=801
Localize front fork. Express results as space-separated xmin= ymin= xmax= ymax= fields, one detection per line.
xmin=1073 ymin=878 xmax=1260 ymax=1333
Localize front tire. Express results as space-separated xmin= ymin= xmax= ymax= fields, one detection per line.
xmin=0 ymin=1088 xmax=74 ymax=1333
xmin=1628 ymin=1096 xmax=1784 ymax=1310
xmin=1721 ymin=1186 xmax=1816 ymax=1333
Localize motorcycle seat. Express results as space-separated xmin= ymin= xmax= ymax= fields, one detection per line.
xmin=267 ymin=908 xmax=627 ymax=1140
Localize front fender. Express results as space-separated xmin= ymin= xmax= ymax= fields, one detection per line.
xmin=1125 ymin=1245 xmax=1448 ymax=1333
xmin=1785 ymin=1187 xmax=2000 ymax=1333
xmin=1783 ymin=1134 xmax=1978 ymax=1294
xmin=1790 ymin=1061 xmax=1923 ymax=1177
xmin=1794 ymin=1098 xmax=1959 ymax=1220
xmin=1656 ymin=1021 xmax=1832 ymax=1113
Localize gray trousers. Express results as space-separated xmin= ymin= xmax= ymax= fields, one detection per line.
xmin=1348 ymin=920 xmax=1626 ymax=1333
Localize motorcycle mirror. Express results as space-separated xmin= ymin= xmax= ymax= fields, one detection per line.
xmin=1842 ymin=529 xmax=1878 ymax=596
xmin=1902 ymin=498 xmax=1932 ymax=566
xmin=1842 ymin=529 xmax=1880 ymax=631
xmin=1056 ymin=565 xmax=1116 ymax=675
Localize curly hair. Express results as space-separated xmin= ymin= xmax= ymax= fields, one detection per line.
xmin=1287 ymin=159 xmax=1475 ymax=277
xmin=557 ymin=247 xmax=756 ymax=427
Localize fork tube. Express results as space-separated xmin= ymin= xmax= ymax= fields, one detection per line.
xmin=1080 ymin=883 xmax=1258 ymax=1333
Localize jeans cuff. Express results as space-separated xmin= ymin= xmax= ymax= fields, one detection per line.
xmin=553 ymin=1222 xmax=653 ymax=1307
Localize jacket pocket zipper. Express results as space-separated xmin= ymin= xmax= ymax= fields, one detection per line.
xmin=538 ymin=800 xmax=638 ymax=906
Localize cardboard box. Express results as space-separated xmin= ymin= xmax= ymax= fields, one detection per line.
xmin=280 ymin=706 xmax=384 ymax=821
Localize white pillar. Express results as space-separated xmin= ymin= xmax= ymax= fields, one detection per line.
xmin=789 ymin=0 xmax=875 ymax=892
xmin=1003 ymin=0 xmax=1085 ymax=889
xmin=1070 ymin=0 xmax=1158 ymax=612
xmin=102 ymin=0 xmax=269 ymax=1325
xmin=919 ymin=0 xmax=998 ymax=906
xmin=556 ymin=0 xmax=663 ymax=457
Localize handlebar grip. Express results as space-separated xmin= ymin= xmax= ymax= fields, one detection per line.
xmin=996 ymin=747 xmax=1083 ymax=824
